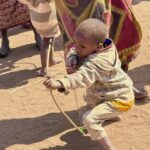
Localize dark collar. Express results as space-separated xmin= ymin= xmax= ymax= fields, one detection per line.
xmin=96 ymin=38 xmax=113 ymax=53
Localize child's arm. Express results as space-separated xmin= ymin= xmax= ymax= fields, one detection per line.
xmin=44 ymin=59 xmax=101 ymax=91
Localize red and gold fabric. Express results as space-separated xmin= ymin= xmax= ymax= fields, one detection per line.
xmin=56 ymin=0 xmax=142 ymax=65
xmin=110 ymin=0 xmax=142 ymax=65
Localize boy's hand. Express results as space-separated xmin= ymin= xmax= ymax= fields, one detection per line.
xmin=43 ymin=78 xmax=62 ymax=90
xmin=66 ymin=57 xmax=78 ymax=74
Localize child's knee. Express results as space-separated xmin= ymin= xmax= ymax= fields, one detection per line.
xmin=82 ymin=112 xmax=94 ymax=127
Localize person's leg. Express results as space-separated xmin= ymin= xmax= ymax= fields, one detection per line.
xmin=48 ymin=38 xmax=63 ymax=66
xmin=82 ymin=102 xmax=122 ymax=150
xmin=39 ymin=37 xmax=62 ymax=76
xmin=121 ymin=63 xmax=148 ymax=100
xmin=39 ymin=37 xmax=50 ymax=76
xmin=31 ymin=24 xmax=42 ymax=50
xmin=0 ymin=29 xmax=10 ymax=58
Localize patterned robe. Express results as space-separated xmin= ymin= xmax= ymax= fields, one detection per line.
xmin=0 ymin=0 xmax=30 ymax=30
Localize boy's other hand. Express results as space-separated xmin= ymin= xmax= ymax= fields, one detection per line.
xmin=66 ymin=58 xmax=78 ymax=74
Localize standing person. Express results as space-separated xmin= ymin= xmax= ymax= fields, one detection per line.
xmin=44 ymin=19 xmax=135 ymax=150
xmin=0 ymin=0 xmax=41 ymax=57
xmin=110 ymin=0 xmax=147 ymax=99
xmin=19 ymin=0 xmax=63 ymax=76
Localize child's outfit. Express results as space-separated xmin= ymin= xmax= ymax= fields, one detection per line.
xmin=58 ymin=39 xmax=135 ymax=140
xmin=19 ymin=0 xmax=60 ymax=38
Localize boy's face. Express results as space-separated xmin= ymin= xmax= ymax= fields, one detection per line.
xmin=74 ymin=33 xmax=97 ymax=58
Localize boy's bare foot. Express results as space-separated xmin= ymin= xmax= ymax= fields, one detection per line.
xmin=133 ymin=87 xmax=148 ymax=100
xmin=49 ymin=57 xmax=63 ymax=66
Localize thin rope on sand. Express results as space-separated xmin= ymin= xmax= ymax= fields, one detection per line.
xmin=9 ymin=72 xmax=62 ymax=94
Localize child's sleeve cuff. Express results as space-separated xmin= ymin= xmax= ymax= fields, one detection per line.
xmin=57 ymin=77 xmax=71 ymax=93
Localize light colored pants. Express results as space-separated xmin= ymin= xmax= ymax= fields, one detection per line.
xmin=82 ymin=101 xmax=122 ymax=140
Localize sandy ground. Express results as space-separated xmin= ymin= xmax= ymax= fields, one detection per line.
xmin=0 ymin=2 xmax=150 ymax=150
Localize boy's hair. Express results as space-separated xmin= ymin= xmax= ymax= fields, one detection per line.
xmin=75 ymin=18 xmax=107 ymax=43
